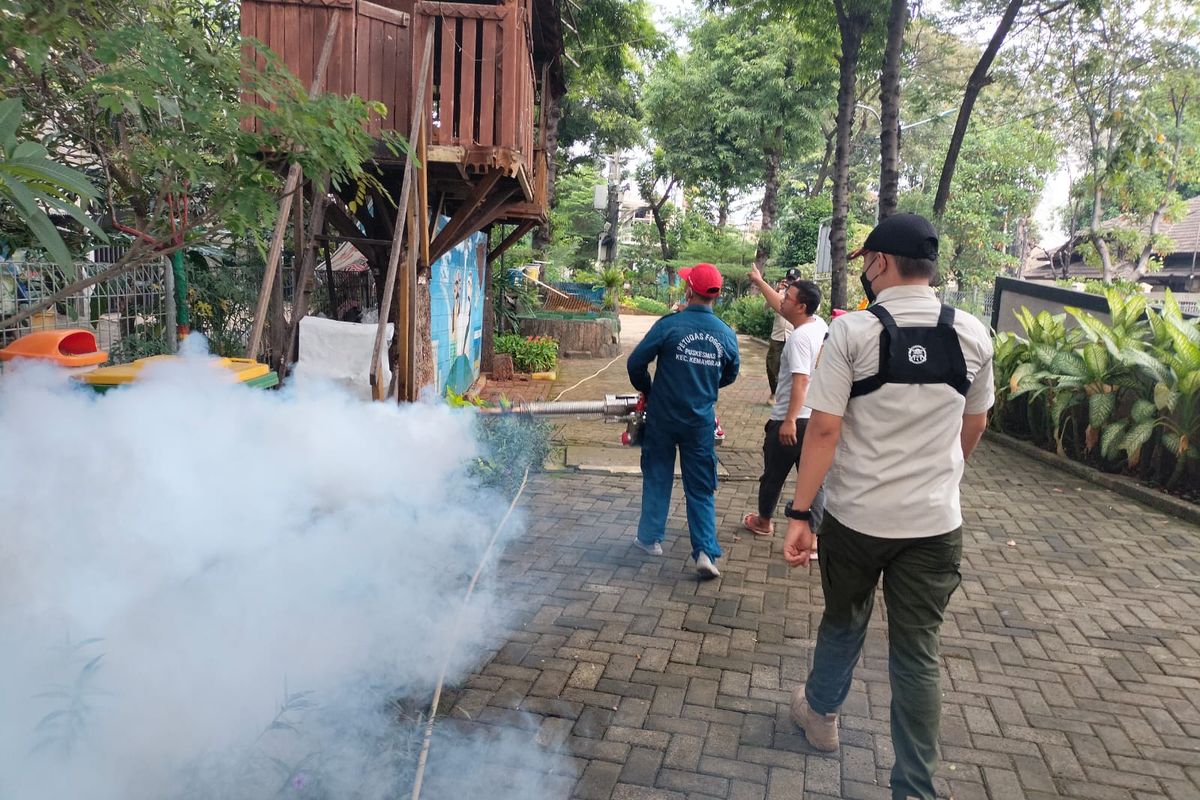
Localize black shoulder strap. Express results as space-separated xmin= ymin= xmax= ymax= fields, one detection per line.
xmin=848 ymin=305 xmax=894 ymax=398
xmin=939 ymin=304 xmax=972 ymax=396
xmin=869 ymin=303 xmax=899 ymax=332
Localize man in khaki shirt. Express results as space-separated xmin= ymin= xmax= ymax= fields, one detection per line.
xmin=780 ymin=214 xmax=993 ymax=800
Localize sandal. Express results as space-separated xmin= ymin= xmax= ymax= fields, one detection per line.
xmin=743 ymin=513 xmax=774 ymax=537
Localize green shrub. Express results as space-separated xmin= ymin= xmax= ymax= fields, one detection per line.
xmin=717 ymin=295 xmax=775 ymax=339
xmin=445 ymin=389 xmax=551 ymax=496
xmin=623 ymin=296 xmax=671 ymax=315
xmin=996 ymin=288 xmax=1200 ymax=497
xmin=108 ymin=327 xmax=171 ymax=364
xmin=494 ymin=333 xmax=558 ymax=373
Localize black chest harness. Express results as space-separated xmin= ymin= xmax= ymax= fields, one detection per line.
xmin=848 ymin=304 xmax=972 ymax=399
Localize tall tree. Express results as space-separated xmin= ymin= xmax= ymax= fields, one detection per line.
xmin=828 ymin=0 xmax=884 ymax=310
xmin=536 ymin=0 xmax=662 ymax=253
xmin=877 ymin=0 xmax=908 ymax=219
xmin=1049 ymin=2 xmax=1200 ymax=281
xmin=684 ymin=8 xmax=836 ymax=269
xmin=642 ymin=45 xmax=757 ymax=229
xmin=633 ymin=155 xmax=679 ymax=263
xmin=932 ymin=0 xmax=1096 ymax=219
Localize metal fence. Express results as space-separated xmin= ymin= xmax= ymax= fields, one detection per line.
xmin=939 ymin=287 xmax=994 ymax=324
xmin=0 ymin=260 xmax=171 ymax=362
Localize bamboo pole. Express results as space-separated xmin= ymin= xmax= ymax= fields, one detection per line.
xmin=244 ymin=15 xmax=340 ymax=360
xmin=369 ymin=21 xmax=436 ymax=399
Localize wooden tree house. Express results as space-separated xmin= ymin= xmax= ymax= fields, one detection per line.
xmin=240 ymin=0 xmax=563 ymax=399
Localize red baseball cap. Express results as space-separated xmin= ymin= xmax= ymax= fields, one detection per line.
xmin=678 ymin=263 xmax=723 ymax=296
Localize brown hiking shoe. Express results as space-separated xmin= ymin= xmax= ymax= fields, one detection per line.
xmin=789 ymin=686 xmax=839 ymax=752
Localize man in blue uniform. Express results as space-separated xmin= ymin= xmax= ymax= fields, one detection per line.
xmin=627 ymin=263 xmax=740 ymax=578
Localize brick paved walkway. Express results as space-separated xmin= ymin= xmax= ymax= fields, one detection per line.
xmin=450 ymin=317 xmax=1200 ymax=800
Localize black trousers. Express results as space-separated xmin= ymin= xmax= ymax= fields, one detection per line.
xmin=757 ymin=418 xmax=825 ymax=529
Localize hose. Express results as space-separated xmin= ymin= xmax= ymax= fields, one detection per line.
xmin=550 ymin=351 xmax=625 ymax=402
xmin=410 ymin=466 xmax=531 ymax=800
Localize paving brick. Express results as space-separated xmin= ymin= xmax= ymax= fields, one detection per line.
xmin=698 ymin=755 xmax=768 ymax=784
xmin=730 ymin=780 xmax=767 ymax=800
xmin=656 ymin=768 xmax=728 ymax=796
xmin=650 ymin=686 xmax=686 ymax=717
xmin=574 ymin=761 xmax=623 ymax=800
xmin=574 ymin=707 xmax=615 ymax=739
xmin=618 ymin=747 xmax=662 ymax=787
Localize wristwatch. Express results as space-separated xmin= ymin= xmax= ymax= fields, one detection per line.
xmin=784 ymin=502 xmax=812 ymax=521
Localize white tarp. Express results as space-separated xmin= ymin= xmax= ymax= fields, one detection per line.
xmin=295 ymin=316 xmax=391 ymax=400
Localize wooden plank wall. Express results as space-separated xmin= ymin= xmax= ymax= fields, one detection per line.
xmin=419 ymin=0 xmax=535 ymax=161
xmin=241 ymin=0 xmax=412 ymax=135
xmin=356 ymin=2 xmax=413 ymax=135
xmin=240 ymin=0 xmax=541 ymax=171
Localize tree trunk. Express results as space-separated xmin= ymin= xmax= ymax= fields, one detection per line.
xmin=648 ymin=176 xmax=677 ymax=262
xmin=1135 ymin=96 xmax=1187 ymax=276
xmin=717 ymin=193 xmax=729 ymax=230
xmin=1090 ymin=182 xmax=1114 ymax=282
xmin=877 ymin=0 xmax=907 ymax=220
xmin=810 ymin=127 xmax=835 ymax=198
xmin=932 ymin=0 xmax=1024 ymax=218
xmin=830 ymin=3 xmax=867 ymax=311
xmin=754 ymin=148 xmax=782 ymax=270
xmin=532 ymin=91 xmax=562 ymax=254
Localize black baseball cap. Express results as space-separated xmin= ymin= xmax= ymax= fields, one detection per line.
xmin=849 ymin=213 xmax=939 ymax=261
xmin=784 ymin=268 xmax=801 ymax=280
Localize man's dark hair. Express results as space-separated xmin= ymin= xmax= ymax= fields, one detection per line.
xmin=892 ymin=255 xmax=938 ymax=281
xmin=787 ymin=279 xmax=822 ymax=316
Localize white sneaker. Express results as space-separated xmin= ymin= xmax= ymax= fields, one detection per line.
xmin=696 ymin=552 xmax=720 ymax=578
xmin=633 ymin=538 xmax=663 ymax=556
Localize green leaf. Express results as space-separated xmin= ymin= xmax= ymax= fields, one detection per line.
xmin=1082 ymin=341 xmax=1109 ymax=377
xmin=1154 ymin=382 xmax=1179 ymax=412
xmin=1123 ymin=346 xmax=1170 ymax=383
xmin=1100 ymin=419 xmax=1128 ymax=459
xmin=1122 ymin=420 xmax=1157 ymax=458
xmin=1050 ymin=390 xmax=1078 ymax=428
xmin=1162 ymin=430 xmax=1184 ymax=457
xmin=1088 ymin=391 xmax=1116 ymax=428
xmin=0 ymin=172 xmax=75 ymax=271
xmin=1050 ymin=350 xmax=1088 ymax=378
xmin=1131 ymin=399 xmax=1158 ymax=422
xmin=1032 ymin=343 xmax=1058 ymax=367
xmin=1179 ymin=370 xmax=1200 ymax=396
xmin=0 ymin=98 xmax=21 ymax=146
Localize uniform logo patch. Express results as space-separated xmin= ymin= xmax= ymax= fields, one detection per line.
xmin=907 ymin=345 xmax=928 ymax=365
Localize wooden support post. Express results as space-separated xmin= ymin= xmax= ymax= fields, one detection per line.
xmin=282 ymin=175 xmax=331 ymax=369
xmin=427 ymin=169 xmax=503 ymax=259
xmin=429 ymin=187 xmax=517 ymax=263
xmin=244 ymin=16 xmax=340 ymax=360
xmin=487 ymin=219 xmax=536 ymax=265
xmin=395 ymin=194 xmax=421 ymax=401
xmin=369 ymin=21 xmax=436 ymax=399
xmin=323 ymin=235 xmax=338 ymax=317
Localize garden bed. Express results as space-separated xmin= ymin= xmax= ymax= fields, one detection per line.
xmin=993 ymin=289 xmax=1199 ymax=504
xmin=515 ymin=315 xmax=620 ymax=358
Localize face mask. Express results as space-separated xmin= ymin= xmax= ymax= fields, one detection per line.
xmin=860 ymin=259 xmax=880 ymax=304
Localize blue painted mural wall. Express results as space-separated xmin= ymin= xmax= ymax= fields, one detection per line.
xmin=429 ymin=218 xmax=488 ymax=395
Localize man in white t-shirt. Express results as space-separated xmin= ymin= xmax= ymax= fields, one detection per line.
xmin=743 ymin=266 xmax=828 ymax=537
xmin=765 ymin=268 xmax=801 ymax=402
